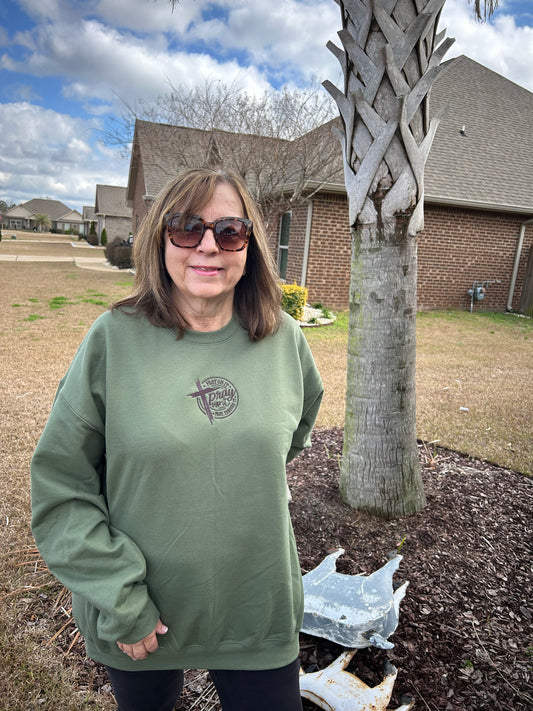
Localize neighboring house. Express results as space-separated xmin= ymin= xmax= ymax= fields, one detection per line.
xmin=94 ymin=185 xmax=132 ymax=243
xmin=57 ymin=209 xmax=84 ymax=234
xmin=82 ymin=205 xmax=96 ymax=238
xmin=277 ymin=56 xmax=533 ymax=313
xmin=2 ymin=198 xmax=83 ymax=234
xmin=125 ymin=120 xmax=300 ymax=233
xmin=125 ymin=56 xmax=533 ymax=313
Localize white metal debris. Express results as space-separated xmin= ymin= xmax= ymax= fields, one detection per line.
xmin=299 ymin=650 xmax=414 ymax=711
xmin=301 ymin=549 xmax=408 ymax=649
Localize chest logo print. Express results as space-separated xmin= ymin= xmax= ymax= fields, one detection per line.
xmin=188 ymin=377 xmax=239 ymax=424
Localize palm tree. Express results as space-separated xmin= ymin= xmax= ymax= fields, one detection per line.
xmin=323 ymin=0 xmax=497 ymax=518
xmin=33 ymin=214 xmax=52 ymax=233
xmin=166 ymin=0 xmax=498 ymax=518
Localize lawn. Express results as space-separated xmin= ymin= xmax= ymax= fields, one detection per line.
xmin=306 ymin=309 xmax=532 ymax=476
xmin=0 ymin=252 xmax=531 ymax=709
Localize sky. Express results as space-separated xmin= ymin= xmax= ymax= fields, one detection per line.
xmin=0 ymin=0 xmax=532 ymax=214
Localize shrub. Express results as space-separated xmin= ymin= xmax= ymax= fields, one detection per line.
xmin=105 ymin=239 xmax=133 ymax=269
xmin=281 ymin=283 xmax=308 ymax=321
xmin=100 ymin=228 xmax=108 ymax=246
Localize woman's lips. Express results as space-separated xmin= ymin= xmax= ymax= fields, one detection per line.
xmin=191 ymin=265 xmax=222 ymax=275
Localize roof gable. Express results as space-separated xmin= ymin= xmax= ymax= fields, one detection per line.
xmin=95 ymin=185 xmax=132 ymax=218
xmin=58 ymin=209 xmax=83 ymax=222
xmin=128 ymin=120 xmax=249 ymax=201
xmin=4 ymin=205 xmax=33 ymax=218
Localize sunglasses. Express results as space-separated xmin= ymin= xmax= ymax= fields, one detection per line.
xmin=166 ymin=213 xmax=252 ymax=252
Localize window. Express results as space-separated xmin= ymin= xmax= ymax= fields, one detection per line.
xmin=278 ymin=212 xmax=291 ymax=280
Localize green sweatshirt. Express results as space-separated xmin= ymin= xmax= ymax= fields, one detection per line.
xmin=31 ymin=309 xmax=323 ymax=671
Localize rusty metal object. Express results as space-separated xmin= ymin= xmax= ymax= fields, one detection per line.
xmin=299 ymin=650 xmax=414 ymax=711
xmin=302 ymin=549 xmax=408 ymax=649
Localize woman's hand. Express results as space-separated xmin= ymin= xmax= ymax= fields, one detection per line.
xmin=117 ymin=619 xmax=168 ymax=661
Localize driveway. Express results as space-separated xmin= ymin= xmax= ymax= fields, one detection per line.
xmin=0 ymin=233 xmax=117 ymax=272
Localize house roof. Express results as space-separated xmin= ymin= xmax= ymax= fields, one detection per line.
xmin=426 ymin=55 xmax=533 ymax=213
xmin=5 ymin=198 xmax=73 ymax=221
xmin=126 ymin=120 xmax=280 ymax=204
xmin=57 ymin=209 xmax=83 ymax=223
xmin=83 ymin=205 xmax=96 ymax=220
xmin=127 ymin=118 xmax=345 ymax=208
xmin=127 ymin=56 xmax=532 ymax=216
xmin=95 ymin=185 xmax=132 ymax=218
xmin=127 ymin=121 xmax=211 ymax=204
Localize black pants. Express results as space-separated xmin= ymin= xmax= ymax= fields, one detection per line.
xmin=105 ymin=658 xmax=303 ymax=711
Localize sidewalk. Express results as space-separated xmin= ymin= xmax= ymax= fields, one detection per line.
xmin=0 ymin=253 xmax=118 ymax=272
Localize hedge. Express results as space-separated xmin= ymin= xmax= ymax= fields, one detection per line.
xmin=105 ymin=240 xmax=133 ymax=269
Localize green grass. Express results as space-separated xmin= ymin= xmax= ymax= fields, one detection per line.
xmin=81 ymin=297 xmax=107 ymax=306
xmin=48 ymin=296 xmax=77 ymax=309
xmin=24 ymin=314 xmax=46 ymax=322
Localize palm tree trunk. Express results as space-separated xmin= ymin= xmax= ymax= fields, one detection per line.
xmin=342 ymin=221 xmax=422 ymax=517
xmin=325 ymin=0 xmax=454 ymax=518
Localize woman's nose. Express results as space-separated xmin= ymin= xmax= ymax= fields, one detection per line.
xmin=197 ymin=227 xmax=219 ymax=252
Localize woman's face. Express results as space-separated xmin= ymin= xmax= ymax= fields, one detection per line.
xmin=164 ymin=182 xmax=248 ymax=319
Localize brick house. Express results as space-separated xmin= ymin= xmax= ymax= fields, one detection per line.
xmin=94 ymin=185 xmax=132 ymax=244
xmin=125 ymin=55 xmax=533 ymax=313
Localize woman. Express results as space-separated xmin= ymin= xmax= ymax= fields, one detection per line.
xmin=31 ymin=167 xmax=323 ymax=711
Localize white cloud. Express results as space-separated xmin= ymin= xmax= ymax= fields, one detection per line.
xmin=95 ymin=0 xmax=203 ymax=33
xmin=439 ymin=0 xmax=533 ymax=91
xmin=183 ymin=0 xmax=340 ymax=84
xmin=3 ymin=13 xmax=273 ymax=114
xmin=1 ymin=0 xmax=532 ymax=215
xmin=0 ymin=102 xmax=129 ymax=210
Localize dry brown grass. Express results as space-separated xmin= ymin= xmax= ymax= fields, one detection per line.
xmin=1 ymin=229 xmax=103 ymax=259
xmin=1 ymin=259 xmax=132 ymax=710
xmin=307 ymin=310 xmax=532 ymax=476
xmin=0 ymin=239 xmax=531 ymax=708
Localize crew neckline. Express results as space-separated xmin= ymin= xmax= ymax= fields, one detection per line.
xmin=181 ymin=313 xmax=242 ymax=344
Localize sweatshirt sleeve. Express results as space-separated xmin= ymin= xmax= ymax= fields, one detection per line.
xmin=30 ymin=325 xmax=160 ymax=645
xmin=286 ymin=327 xmax=324 ymax=463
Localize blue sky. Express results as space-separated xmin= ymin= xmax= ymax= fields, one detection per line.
xmin=0 ymin=0 xmax=532 ymax=213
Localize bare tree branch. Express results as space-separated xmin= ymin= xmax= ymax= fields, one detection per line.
xmin=107 ymin=79 xmax=342 ymax=227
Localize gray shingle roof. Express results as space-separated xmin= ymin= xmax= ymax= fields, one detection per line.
xmin=127 ymin=56 xmax=532 ymax=215
xmin=95 ymin=185 xmax=131 ymax=217
xmin=426 ymin=55 xmax=533 ymax=213
xmin=5 ymin=198 xmax=72 ymax=220
xmin=127 ymin=120 xmax=283 ymax=202
xmin=127 ymin=121 xmax=217 ymax=202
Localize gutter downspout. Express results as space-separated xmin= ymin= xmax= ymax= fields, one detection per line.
xmin=301 ymin=199 xmax=313 ymax=287
xmin=507 ymin=217 xmax=533 ymax=311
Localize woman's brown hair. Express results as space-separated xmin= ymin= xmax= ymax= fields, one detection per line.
xmin=111 ymin=167 xmax=282 ymax=341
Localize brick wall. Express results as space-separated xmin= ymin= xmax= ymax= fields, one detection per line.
xmin=272 ymin=193 xmax=533 ymax=313
xmin=305 ymin=193 xmax=351 ymax=309
xmin=418 ymin=206 xmax=533 ymax=312
xmin=103 ymin=216 xmax=132 ymax=244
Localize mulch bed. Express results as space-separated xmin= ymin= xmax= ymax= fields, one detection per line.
xmin=30 ymin=427 xmax=532 ymax=710
xmin=291 ymin=428 xmax=533 ymax=710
